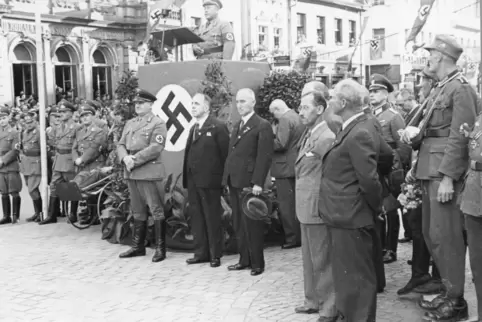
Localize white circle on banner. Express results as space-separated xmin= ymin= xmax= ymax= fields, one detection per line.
xmin=152 ymin=84 xmax=194 ymax=152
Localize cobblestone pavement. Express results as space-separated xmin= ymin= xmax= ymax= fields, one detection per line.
xmin=0 ymin=196 xmax=478 ymax=322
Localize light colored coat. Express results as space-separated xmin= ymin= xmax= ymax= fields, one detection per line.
xmin=295 ymin=120 xmax=335 ymax=224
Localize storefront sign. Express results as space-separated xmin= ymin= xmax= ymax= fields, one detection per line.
xmin=273 ymin=55 xmax=290 ymax=67
xmin=1 ymin=20 xmax=36 ymax=35
xmin=83 ymin=29 xmax=124 ymax=40
xmin=403 ymin=52 xmax=429 ymax=71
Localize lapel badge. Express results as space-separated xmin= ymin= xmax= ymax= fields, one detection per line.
xmin=207 ymin=132 xmax=212 ymax=136
xmin=470 ymin=140 xmax=478 ymax=150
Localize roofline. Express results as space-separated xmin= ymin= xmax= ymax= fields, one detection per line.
xmin=297 ymin=0 xmax=365 ymax=12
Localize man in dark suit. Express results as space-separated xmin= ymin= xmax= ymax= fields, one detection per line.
xmin=222 ymin=88 xmax=274 ymax=276
xmin=319 ymin=79 xmax=382 ymax=321
xmin=269 ymin=99 xmax=305 ymax=248
xmin=183 ymin=93 xmax=230 ymax=268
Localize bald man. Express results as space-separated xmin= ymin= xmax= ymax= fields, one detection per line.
xmin=269 ymin=99 xmax=305 ymax=248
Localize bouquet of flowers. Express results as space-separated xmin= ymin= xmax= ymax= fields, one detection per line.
xmin=398 ymin=182 xmax=423 ymax=210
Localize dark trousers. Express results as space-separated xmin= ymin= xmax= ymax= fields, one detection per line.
xmin=373 ymin=221 xmax=386 ymax=291
xmin=187 ymin=173 xmax=223 ymax=260
xmin=401 ymin=211 xmax=412 ymax=239
xmin=276 ymin=178 xmax=301 ymax=245
xmin=329 ymin=225 xmax=377 ymax=322
xmin=229 ymin=185 xmax=265 ymax=269
xmin=385 ymin=208 xmax=400 ymax=254
xmin=408 ymin=206 xmax=430 ymax=278
xmin=465 ymin=215 xmax=482 ymax=318
xmin=378 ymin=216 xmax=387 ymax=251
xmin=422 ymin=180 xmax=466 ymax=298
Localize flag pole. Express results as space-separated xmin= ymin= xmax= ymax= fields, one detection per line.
xmin=479 ymin=0 xmax=482 ymax=94
xmin=35 ymin=12 xmax=49 ymax=219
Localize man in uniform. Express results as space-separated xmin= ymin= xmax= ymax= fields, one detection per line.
xmin=47 ymin=106 xmax=61 ymax=184
xmin=369 ymin=74 xmax=410 ymax=264
xmin=40 ymin=100 xmax=80 ymax=225
xmin=84 ymin=100 xmax=109 ymax=131
xmin=20 ymin=112 xmax=43 ymax=223
xmin=269 ymin=99 xmax=305 ymax=249
xmin=72 ymin=104 xmax=109 ymax=224
xmin=401 ymin=35 xmax=477 ymax=321
xmin=193 ymin=0 xmax=235 ymax=60
xmin=117 ymin=89 xmax=168 ymax=263
xmin=0 ymin=107 xmax=22 ymax=225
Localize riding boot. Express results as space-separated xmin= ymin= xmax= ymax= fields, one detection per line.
xmin=39 ymin=197 xmax=59 ymax=225
xmin=11 ymin=196 xmax=21 ymax=224
xmin=0 ymin=195 xmax=11 ymax=225
xmin=119 ymin=220 xmax=147 ymax=258
xmin=152 ymin=219 xmax=167 ymax=262
xmin=68 ymin=201 xmax=78 ymax=223
xmin=27 ymin=198 xmax=42 ymax=222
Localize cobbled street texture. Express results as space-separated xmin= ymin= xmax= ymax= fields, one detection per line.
xmin=0 ymin=192 xmax=478 ymax=322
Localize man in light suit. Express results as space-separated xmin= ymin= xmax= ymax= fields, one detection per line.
xmin=319 ymin=79 xmax=382 ymax=321
xmin=183 ymin=93 xmax=230 ymax=268
xmin=222 ymin=88 xmax=274 ymax=276
xmin=269 ymin=99 xmax=305 ymax=249
xmin=294 ymin=91 xmax=337 ymax=322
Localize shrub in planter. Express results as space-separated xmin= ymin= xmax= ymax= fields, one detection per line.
xmin=200 ymin=60 xmax=233 ymax=124
xmin=257 ymin=71 xmax=312 ymax=121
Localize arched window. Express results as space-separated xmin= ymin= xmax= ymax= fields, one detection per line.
xmin=92 ymin=49 xmax=112 ymax=100
xmin=12 ymin=44 xmax=37 ymax=98
xmin=54 ymin=46 xmax=78 ymax=103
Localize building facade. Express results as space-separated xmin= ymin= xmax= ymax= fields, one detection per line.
xmin=364 ymin=0 xmax=480 ymax=89
xmin=290 ymin=0 xmax=365 ymax=87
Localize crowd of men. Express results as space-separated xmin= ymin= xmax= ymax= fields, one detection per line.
xmin=1 ymin=32 xmax=482 ymax=322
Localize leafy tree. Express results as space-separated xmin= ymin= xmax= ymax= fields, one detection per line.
xmin=201 ymin=61 xmax=233 ymax=119
xmin=115 ymin=70 xmax=138 ymax=104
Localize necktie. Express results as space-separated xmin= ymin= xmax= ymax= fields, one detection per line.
xmin=301 ymin=131 xmax=310 ymax=150
xmin=239 ymin=120 xmax=245 ymax=131
xmin=192 ymin=123 xmax=199 ymax=140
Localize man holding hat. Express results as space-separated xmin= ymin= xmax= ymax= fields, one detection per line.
xmin=401 ymin=34 xmax=478 ymax=321
xmin=40 ymin=100 xmax=80 ymax=225
xmin=369 ymin=73 xmax=410 ymax=265
xmin=0 ymin=106 xmax=22 ymax=225
xmin=117 ymin=88 xmax=168 ymax=263
xmin=72 ymin=104 xmax=109 ymax=224
xmin=19 ymin=112 xmax=43 ymax=223
xmin=193 ymin=0 xmax=235 ymax=60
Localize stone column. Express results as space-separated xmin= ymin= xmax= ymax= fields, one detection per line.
xmin=0 ymin=29 xmax=12 ymax=105
xmin=43 ymin=30 xmax=55 ymax=105
xmin=82 ymin=35 xmax=93 ymax=100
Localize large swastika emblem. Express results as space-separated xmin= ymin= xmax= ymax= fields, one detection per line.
xmin=152 ymin=84 xmax=193 ymax=152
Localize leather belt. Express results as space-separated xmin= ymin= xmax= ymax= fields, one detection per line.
xmin=471 ymin=160 xmax=482 ymax=171
xmin=202 ymin=46 xmax=223 ymax=55
xmin=127 ymin=150 xmax=140 ymax=155
xmin=23 ymin=150 xmax=41 ymax=157
xmin=424 ymin=129 xmax=450 ymax=137
xmin=56 ymin=148 xmax=71 ymax=155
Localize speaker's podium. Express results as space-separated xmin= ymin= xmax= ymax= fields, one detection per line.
xmin=137 ymin=56 xmax=270 ymax=179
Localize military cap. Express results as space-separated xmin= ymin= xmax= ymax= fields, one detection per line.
xmin=0 ymin=106 xmax=9 ymax=117
xmin=132 ymin=89 xmax=157 ymax=103
xmin=369 ymin=74 xmax=394 ymax=93
xmin=24 ymin=113 xmax=35 ymax=124
xmin=58 ymin=100 xmax=76 ymax=113
xmin=79 ymin=104 xmax=96 ymax=116
xmin=203 ymin=0 xmax=222 ymax=9
xmin=424 ymin=34 xmax=463 ymax=61
xmin=85 ymin=99 xmax=103 ymax=110
xmin=49 ymin=106 xmax=61 ymax=116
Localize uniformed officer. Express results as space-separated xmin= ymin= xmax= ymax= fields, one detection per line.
xmin=460 ymin=118 xmax=482 ymax=322
xmin=47 ymin=106 xmax=61 ymax=185
xmin=72 ymin=105 xmax=109 ymax=224
xmin=402 ymin=34 xmax=477 ymax=321
xmin=369 ymin=73 xmax=411 ymax=264
xmin=19 ymin=112 xmax=43 ymax=223
xmin=193 ymin=0 xmax=235 ymax=60
xmin=84 ymin=100 xmax=109 ymax=131
xmin=0 ymin=107 xmax=22 ymax=225
xmin=40 ymin=100 xmax=80 ymax=225
xmin=117 ymin=88 xmax=168 ymax=263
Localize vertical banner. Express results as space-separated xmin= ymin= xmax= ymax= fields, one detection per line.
xmin=405 ymin=0 xmax=436 ymax=46
xmin=370 ymin=39 xmax=382 ymax=60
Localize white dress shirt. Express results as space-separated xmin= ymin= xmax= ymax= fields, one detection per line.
xmin=194 ymin=114 xmax=209 ymax=129
xmin=241 ymin=111 xmax=255 ymax=126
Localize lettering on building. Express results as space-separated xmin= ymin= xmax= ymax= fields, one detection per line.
xmin=1 ymin=21 xmax=36 ymax=35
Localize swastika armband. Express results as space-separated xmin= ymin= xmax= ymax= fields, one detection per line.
xmin=224 ymin=32 xmax=234 ymax=41
xmin=155 ymin=135 xmax=165 ymax=145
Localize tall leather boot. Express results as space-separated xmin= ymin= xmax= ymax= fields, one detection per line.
xmin=39 ymin=197 xmax=59 ymax=225
xmin=11 ymin=196 xmax=21 ymax=224
xmin=68 ymin=201 xmax=78 ymax=223
xmin=119 ymin=220 xmax=147 ymax=258
xmin=0 ymin=195 xmax=11 ymax=225
xmin=27 ymin=199 xmax=42 ymax=223
xmin=152 ymin=219 xmax=167 ymax=263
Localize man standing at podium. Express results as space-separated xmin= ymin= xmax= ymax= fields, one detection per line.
xmin=193 ymin=0 xmax=235 ymax=60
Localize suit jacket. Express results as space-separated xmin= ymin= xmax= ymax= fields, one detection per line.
xmin=295 ymin=120 xmax=335 ymax=224
xmin=319 ymin=114 xmax=382 ymax=229
xmin=271 ymin=109 xmax=305 ymax=178
xmin=414 ymin=71 xmax=478 ymax=181
xmin=117 ymin=112 xmax=167 ymax=180
xmin=222 ymin=113 xmax=274 ymax=189
xmin=183 ymin=115 xmax=230 ymax=189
